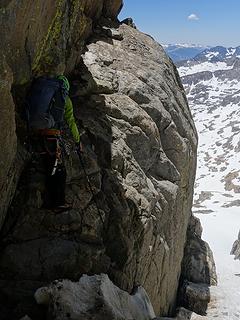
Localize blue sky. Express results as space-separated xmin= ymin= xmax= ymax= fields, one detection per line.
xmin=119 ymin=1 xmax=240 ymax=47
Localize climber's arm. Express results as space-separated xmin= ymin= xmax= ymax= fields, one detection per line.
xmin=64 ymin=96 xmax=80 ymax=143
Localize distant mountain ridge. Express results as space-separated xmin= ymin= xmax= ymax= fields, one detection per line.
xmin=177 ymin=45 xmax=240 ymax=76
xmin=163 ymin=44 xmax=210 ymax=62
xmin=193 ymin=46 xmax=240 ymax=62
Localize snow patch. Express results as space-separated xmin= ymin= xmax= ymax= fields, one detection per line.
xmin=179 ymin=61 xmax=233 ymax=77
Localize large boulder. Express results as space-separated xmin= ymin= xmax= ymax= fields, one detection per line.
xmin=34 ymin=274 xmax=156 ymax=320
xmin=75 ymin=22 xmax=197 ymax=315
xmin=179 ymin=281 xmax=210 ymax=316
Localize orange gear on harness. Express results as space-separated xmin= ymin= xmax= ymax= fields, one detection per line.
xmin=37 ymin=128 xmax=62 ymax=136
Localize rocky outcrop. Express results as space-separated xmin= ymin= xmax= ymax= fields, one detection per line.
xmin=0 ymin=1 xmax=207 ymax=319
xmin=231 ymin=231 xmax=240 ymax=259
xmin=34 ymin=274 xmax=156 ymax=320
xmin=181 ymin=215 xmax=217 ymax=286
xmin=121 ymin=17 xmax=137 ymax=29
xmin=179 ymin=215 xmax=217 ymax=315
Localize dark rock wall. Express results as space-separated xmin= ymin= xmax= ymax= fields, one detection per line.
xmin=0 ymin=1 xmax=202 ymax=319
xmin=0 ymin=59 xmax=17 ymax=221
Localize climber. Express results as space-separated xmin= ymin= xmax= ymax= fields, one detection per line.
xmin=26 ymin=75 xmax=82 ymax=212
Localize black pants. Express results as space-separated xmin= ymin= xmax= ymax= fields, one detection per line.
xmin=31 ymin=135 xmax=66 ymax=208
xmin=45 ymin=156 xmax=66 ymax=208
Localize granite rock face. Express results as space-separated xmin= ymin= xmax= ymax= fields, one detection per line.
xmin=74 ymin=23 xmax=198 ymax=315
xmin=0 ymin=1 xmax=205 ymax=319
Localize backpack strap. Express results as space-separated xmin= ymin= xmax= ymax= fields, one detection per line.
xmin=48 ymin=79 xmax=67 ymax=129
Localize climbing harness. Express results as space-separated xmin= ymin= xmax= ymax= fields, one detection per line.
xmin=36 ymin=129 xmax=63 ymax=176
xmin=38 ymin=128 xmax=62 ymax=136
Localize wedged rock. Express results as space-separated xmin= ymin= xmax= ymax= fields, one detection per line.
xmin=181 ymin=215 xmax=217 ymax=286
xmin=35 ymin=274 xmax=156 ymax=320
xmin=179 ymin=281 xmax=210 ymax=316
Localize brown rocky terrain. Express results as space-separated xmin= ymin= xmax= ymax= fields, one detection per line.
xmin=0 ymin=1 xmax=216 ymax=319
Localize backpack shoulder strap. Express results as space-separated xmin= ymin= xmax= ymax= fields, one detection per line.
xmin=47 ymin=78 xmax=68 ymax=128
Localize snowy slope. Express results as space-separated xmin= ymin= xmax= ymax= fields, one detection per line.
xmin=178 ymin=46 xmax=240 ymax=319
xmin=179 ymin=46 xmax=240 ymax=213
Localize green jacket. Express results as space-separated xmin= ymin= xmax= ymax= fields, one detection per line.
xmin=64 ymin=96 xmax=80 ymax=143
